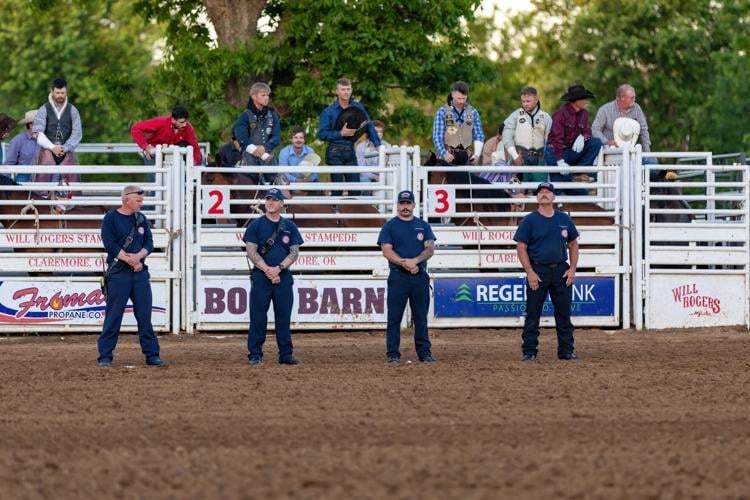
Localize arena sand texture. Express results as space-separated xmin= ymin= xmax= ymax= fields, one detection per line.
xmin=1 ymin=328 xmax=749 ymax=499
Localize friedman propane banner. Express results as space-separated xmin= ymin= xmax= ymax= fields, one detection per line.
xmin=0 ymin=280 xmax=168 ymax=326
xmin=433 ymin=277 xmax=616 ymax=318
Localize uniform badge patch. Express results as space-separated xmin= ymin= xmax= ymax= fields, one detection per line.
xmin=250 ymin=122 xmax=257 ymax=129
xmin=561 ymin=229 xmax=568 ymax=238
xmin=519 ymin=118 xmax=526 ymax=124
xmin=417 ymin=232 xmax=424 ymax=241
xmin=282 ymin=235 xmax=290 ymax=244
xmin=138 ymin=227 xmax=145 ymax=234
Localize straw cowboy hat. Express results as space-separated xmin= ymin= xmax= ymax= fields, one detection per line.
xmin=613 ymin=117 xmax=641 ymax=147
xmin=0 ymin=113 xmax=17 ymax=137
xmin=299 ymin=153 xmax=321 ymax=167
xmin=17 ymin=110 xmax=37 ymax=126
xmin=560 ymin=84 xmax=596 ymax=102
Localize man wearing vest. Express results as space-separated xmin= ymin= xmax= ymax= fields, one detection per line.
xmin=31 ymin=78 xmax=82 ymax=190
xmin=503 ymin=86 xmax=552 ymax=184
xmin=233 ymin=82 xmax=281 ymax=184
xmin=432 ymin=81 xmax=484 ymax=166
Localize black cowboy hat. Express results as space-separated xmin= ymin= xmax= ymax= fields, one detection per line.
xmin=0 ymin=113 xmax=18 ymax=138
xmin=560 ymin=84 xmax=595 ymax=102
xmin=335 ymin=107 xmax=369 ymax=142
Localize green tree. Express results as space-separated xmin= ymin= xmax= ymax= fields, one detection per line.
xmin=504 ymin=0 xmax=750 ymax=153
xmin=131 ymin=0 xmax=495 ymax=148
xmin=0 ymin=0 xmax=162 ymax=149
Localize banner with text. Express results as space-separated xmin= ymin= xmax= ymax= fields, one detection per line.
xmin=434 ymin=277 xmax=616 ymax=317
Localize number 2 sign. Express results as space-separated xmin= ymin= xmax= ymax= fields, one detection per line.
xmin=428 ymin=186 xmax=456 ymax=216
xmin=201 ymin=187 xmax=230 ymax=217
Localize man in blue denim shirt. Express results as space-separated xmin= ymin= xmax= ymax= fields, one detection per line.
xmin=318 ymin=78 xmax=380 ymax=195
xmin=4 ymin=110 xmax=40 ymax=182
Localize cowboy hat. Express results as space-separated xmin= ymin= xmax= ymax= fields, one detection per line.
xmin=560 ymin=84 xmax=595 ymax=102
xmin=299 ymin=153 xmax=321 ymax=167
xmin=613 ymin=117 xmax=641 ymax=147
xmin=334 ymin=107 xmax=369 ymax=141
xmin=17 ymin=110 xmax=37 ymax=126
xmin=0 ymin=113 xmax=17 ymax=137
xmin=490 ymin=150 xmax=507 ymax=165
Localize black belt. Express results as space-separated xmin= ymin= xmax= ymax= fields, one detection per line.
xmin=521 ymin=148 xmax=544 ymax=156
xmin=533 ymin=262 xmax=565 ymax=268
xmin=390 ymin=268 xmax=424 ymax=275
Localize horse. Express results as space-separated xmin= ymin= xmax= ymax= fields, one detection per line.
xmin=200 ymin=169 xmax=386 ymax=228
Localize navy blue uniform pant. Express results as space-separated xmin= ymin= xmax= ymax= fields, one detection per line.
xmin=325 ymin=143 xmax=358 ymax=195
xmin=248 ymin=269 xmax=294 ymax=361
xmin=522 ymin=263 xmax=575 ymax=357
xmin=97 ymin=267 xmax=160 ymax=363
xmin=545 ymin=137 xmax=602 ymax=195
xmin=386 ymin=270 xmax=431 ymax=359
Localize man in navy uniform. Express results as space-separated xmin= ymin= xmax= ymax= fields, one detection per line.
xmin=243 ymin=187 xmax=304 ymax=365
xmin=97 ymin=185 xmax=165 ymax=368
xmin=513 ymin=182 xmax=580 ymax=362
xmin=378 ymin=190 xmax=436 ymax=364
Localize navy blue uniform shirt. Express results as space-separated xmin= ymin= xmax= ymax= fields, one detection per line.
xmin=513 ymin=210 xmax=579 ymax=265
xmin=243 ymin=216 xmax=304 ymax=267
xmin=101 ymin=210 xmax=153 ymax=266
xmin=378 ymin=217 xmax=436 ymax=272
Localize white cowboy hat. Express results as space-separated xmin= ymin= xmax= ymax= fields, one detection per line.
xmin=299 ymin=153 xmax=321 ymax=167
xmin=490 ymin=149 xmax=507 ymax=165
xmin=17 ymin=110 xmax=37 ymax=126
xmin=613 ymin=117 xmax=641 ymax=147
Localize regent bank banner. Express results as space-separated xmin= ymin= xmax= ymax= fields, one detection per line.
xmin=434 ymin=277 xmax=616 ymax=317
xmin=199 ymin=278 xmax=387 ymax=323
xmin=0 ymin=281 xmax=168 ymax=326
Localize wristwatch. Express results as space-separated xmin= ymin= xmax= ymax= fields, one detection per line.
xmin=278 ymin=263 xmax=286 ymax=271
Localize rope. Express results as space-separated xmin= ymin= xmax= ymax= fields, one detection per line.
xmin=473 ymin=213 xmax=488 ymax=268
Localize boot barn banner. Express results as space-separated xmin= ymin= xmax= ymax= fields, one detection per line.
xmin=433 ymin=277 xmax=616 ymax=317
xmin=199 ymin=278 xmax=388 ymax=323
xmin=0 ymin=280 xmax=169 ymax=326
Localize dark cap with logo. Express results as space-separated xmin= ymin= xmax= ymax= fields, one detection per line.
xmin=537 ymin=182 xmax=555 ymax=193
xmin=397 ymin=190 xmax=415 ymax=203
xmin=265 ymin=187 xmax=285 ymax=200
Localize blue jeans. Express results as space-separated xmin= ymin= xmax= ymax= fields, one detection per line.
xmin=97 ymin=266 xmax=160 ymax=363
xmin=386 ymin=270 xmax=431 ymax=359
xmin=326 ymin=143 xmax=358 ymax=195
xmin=545 ymin=137 xmax=602 ymax=195
xmin=517 ymin=146 xmax=547 ymax=183
xmin=522 ymin=263 xmax=574 ymax=357
xmin=248 ymin=269 xmax=294 ymax=361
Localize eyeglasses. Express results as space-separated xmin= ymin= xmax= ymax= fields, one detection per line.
xmin=125 ymin=190 xmax=145 ymax=196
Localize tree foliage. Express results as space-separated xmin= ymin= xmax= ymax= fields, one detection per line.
xmin=0 ymin=0 xmax=161 ymax=145
xmin=501 ymin=0 xmax=750 ymax=153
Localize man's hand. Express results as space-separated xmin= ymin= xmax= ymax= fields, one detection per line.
xmin=526 ymin=271 xmax=541 ymax=290
xmin=444 ymin=151 xmax=454 ymax=163
xmin=341 ymin=125 xmax=356 ymax=137
xmin=557 ymin=159 xmax=570 ymax=175
xmin=132 ymin=262 xmax=144 ymax=273
xmin=572 ymin=134 xmax=585 ymax=153
xmin=513 ymin=155 xmax=524 ymax=166
xmin=401 ymin=258 xmax=420 ymax=273
xmin=52 ymin=145 xmax=65 ymax=157
xmin=265 ymin=266 xmax=280 ymax=280
xmin=252 ymin=145 xmax=266 ymax=158
xmin=144 ymin=145 xmax=156 ymax=159
xmin=563 ymin=267 xmax=576 ymax=286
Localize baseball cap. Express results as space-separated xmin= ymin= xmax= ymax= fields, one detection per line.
xmin=397 ymin=190 xmax=415 ymax=203
xmin=537 ymin=182 xmax=555 ymax=193
xmin=265 ymin=188 xmax=285 ymax=200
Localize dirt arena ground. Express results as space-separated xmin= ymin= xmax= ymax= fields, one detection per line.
xmin=1 ymin=327 xmax=750 ymax=500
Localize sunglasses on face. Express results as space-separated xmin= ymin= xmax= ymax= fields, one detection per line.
xmin=125 ymin=190 xmax=145 ymax=196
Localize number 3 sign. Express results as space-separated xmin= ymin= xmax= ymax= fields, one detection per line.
xmin=427 ymin=186 xmax=456 ymax=216
xmin=202 ymin=187 xmax=230 ymax=217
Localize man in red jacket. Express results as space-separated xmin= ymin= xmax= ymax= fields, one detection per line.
xmin=131 ymin=106 xmax=203 ymax=171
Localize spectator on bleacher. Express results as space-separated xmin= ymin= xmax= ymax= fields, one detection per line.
xmin=0 ymin=113 xmax=17 ymax=165
xmin=482 ymin=123 xmax=504 ymax=166
xmin=215 ymin=135 xmax=242 ymax=168
xmin=432 ymin=81 xmax=484 ymax=165
xmin=592 ymin=84 xmax=651 ymax=152
xmin=131 ymin=104 xmax=203 ymax=182
xmin=4 ymin=110 xmax=40 ymax=182
xmin=32 ymin=78 xmax=82 ymax=187
xmin=278 ymin=127 xmax=318 ymax=182
xmin=356 ymin=120 xmax=390 ymax=183
xmin=502 ymin=86 xmax=552 ymax=183
xmin=318 ymin=77 xmax=380 ymax=195
xmin=233 ymin=82 xmax=281 ymax=184
xmin=546 ymin=84 xmax=602 ymax=194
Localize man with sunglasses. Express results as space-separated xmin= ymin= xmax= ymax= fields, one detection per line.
xmin=243 ymin=187 xmax=304 ymax=366
xmin=97 ymin=186 xmax=165 ymax=368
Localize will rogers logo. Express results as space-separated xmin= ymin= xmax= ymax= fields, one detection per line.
xmin=671 ymin=283 xmax=721 ymax=314
xmin=11 ymin=287 xmax=105 ymax=318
